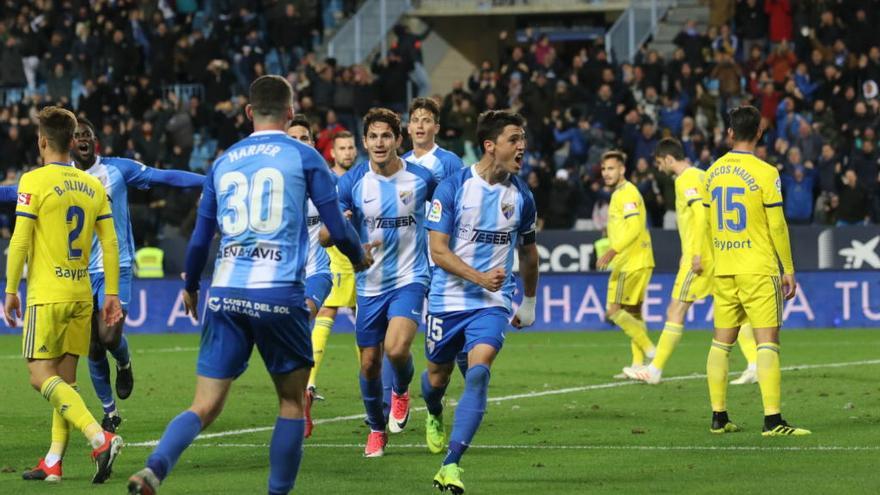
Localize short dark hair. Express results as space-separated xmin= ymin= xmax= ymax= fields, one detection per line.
xmin=76 ymin=117 xmax=96 ymax=135
xmin=601 ymin=150 xmax=627 ymax=165
xmin=476 ymin=110 xmax=525 ymax=152
xmin=728 ymin=105 xmax=762 ymax=142
xmin=363 ymin=107 xmax=402 ymax=138
xmin=408 ymin=97 xmax=440 ymax=122
xmin=654 ymin=137 xmax=686 ymax=160
xmin=290 ymin=114 xmax=311 ymax=132
xmin=249 ymin=75 xmax=293 ymax=120
xmin=38 ymin=106 xmax=77 ymax=153
xmin=332 ymin=130 xmax=354 ymax=144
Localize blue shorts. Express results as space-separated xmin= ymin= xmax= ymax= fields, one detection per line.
xmin=91 ymin=266 xmax=133 ymax=311
xmin=305 ymin=273 xmax=333 ymax=310
xmin=197 ymin=287 xmax=312 ymax=379
xmin=425 ymin=307 xmax=511 ymax=364
xmin=355 ymin=283 xmax=427 ymax=348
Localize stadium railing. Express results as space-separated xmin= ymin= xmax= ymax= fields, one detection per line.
xmin=606 ymin=0 xmax=676 ymax=64
xmin=325 ymin=0 xmax=413 ymax=66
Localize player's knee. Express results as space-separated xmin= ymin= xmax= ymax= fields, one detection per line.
xmin=100 ymin=328 xmax=121 ymax=348
xmin=384 ymin=346 xmax=410 ymax=365
xmin=278 ymin=397 xmax=304 ymax=418
xmin=464 ymin=364 xmax=490 ymax=394
xmin=360 ymin=355 xmax=381 ymax=379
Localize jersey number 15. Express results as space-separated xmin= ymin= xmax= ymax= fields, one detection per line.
xmin=710 ymin=186 xmax=746 ymax=232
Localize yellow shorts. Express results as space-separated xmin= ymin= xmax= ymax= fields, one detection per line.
xmin=671 ymin=265 xmax=713 ymax=302
xmin=607 ymin=268 xmax=653 ymax=307
xmin=323 ymin=272 xmax=356 ymax=308
xmin=22 ymin=301 xmax=92 ymax=359
xmin=713 ymin=275 xmax=783 ymax=329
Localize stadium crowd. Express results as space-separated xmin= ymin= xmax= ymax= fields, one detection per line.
xmin=0 ymin=0 xmax=878 ymax=238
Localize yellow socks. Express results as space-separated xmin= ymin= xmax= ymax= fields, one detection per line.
xmin=652 ymin=322 xmax=684 ymax=371
xmin=41 ymin=376 xmax=104 ymax=448
xmin=756 ymin=343 xmax=782 ymax=415
xmin=707 ymin=340 xmax=733 ymax=412
xmin=609 ymin=310 xmax=656 ymax=360
xmin=630 ymin=340 xmax=645 ymax=366
xmin=737 ymin=323 xmax=757 ymax=368
xmin=45 ymin=383 xmax=76 ymax=466
xmin=308 ymin=316 xmax=334 ymax=388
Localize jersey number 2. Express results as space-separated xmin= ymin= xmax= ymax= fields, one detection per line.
xmin=711 ymin=186 xmax=746 ymax=232
xmin=219 ymin=168 xmax=284 ymax=236
xmin=66 ymin=206 xmax=85 ymax=260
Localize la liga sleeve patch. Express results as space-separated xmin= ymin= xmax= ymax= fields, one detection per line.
xmin=428 ymin=199 xmax=442 ymax=222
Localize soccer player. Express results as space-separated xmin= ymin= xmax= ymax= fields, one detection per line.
xmin=72 ymin=117 xmax=204 ymax=432
xmin=401 ymin=97 xmax=464 ymax=183
xmin=422 ymin=110 xmax=538 ymax=493
xmin=331 ymin=107 xmax=437 ymax=457
xmin=286 ymin=115 xmax=333 ymax=438
xmin=311 ymin=131 xmax=359 ymax=398
xmin=6 ymin=106 xmax=124 ymax=484
xmin=625 ymin=137 xmax=759 ymax=384
xmin=126 ymin=76 xmax=368 ymax=495
xmin=703 ymin=105 xmax=809 ymax=436
xmin=596 ymin=150 xmax=656 ymax=377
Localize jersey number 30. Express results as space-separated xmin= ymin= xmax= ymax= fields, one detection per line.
xmin=711 ymin=186 xmax=746 ymax=232
xmin=219 ymin=168 xmax=285 ymax=235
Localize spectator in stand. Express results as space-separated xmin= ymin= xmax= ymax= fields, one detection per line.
xmin=543 ymin=168 xmax=580 ymax=229
xmin=736 ymin=0 xmax=768 ymax=61
xmin=674 ymin=20 xmax=706 ymax=69
xmin=781 ymin=164 xmax=817 ymax=224
xmin=836 ymin=169 xmax=871 ymax=226
xmin=764 ymin=0 xmax=792 ymax=47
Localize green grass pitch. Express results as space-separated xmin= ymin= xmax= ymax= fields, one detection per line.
xmin=1 ymin=329 xmax=879 ymax=494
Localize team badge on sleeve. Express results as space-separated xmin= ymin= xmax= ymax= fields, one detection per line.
xmin=775 ymin=178 xmax=782 ymax=193
xmin=17 ymin=193 xmax=31 ymax=206
xmin=685 ymin=187 xmax=699 ymax=198
xmin=428 ymin=199 xmax=442 ymax=222
xmin=623 ymin=202 xmax=638 ymax=212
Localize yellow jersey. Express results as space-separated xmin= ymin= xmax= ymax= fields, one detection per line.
xmin=6 ymin=163 xmax=120 ymax=304
xmin=674 ymin=167 xmax=713 ymax=265
xmin=607 ymin=180 xmax=654 ymax=271
xmin=703 ymin=151 xmax=793 ymax=276
xmin=327 ymin=245 xmax=354 ymax=274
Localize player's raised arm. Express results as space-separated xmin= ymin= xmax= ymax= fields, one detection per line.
xmin=305 ymin=149 xmax=365 ymax=268
xmin=146 ymin=168 xmax=205 ymax=188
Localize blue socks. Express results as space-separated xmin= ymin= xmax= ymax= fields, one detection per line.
xmin=88 ymin=353 xmax=116 ymax=413
xmin=381 ymin=355 xmax=394 ymax=421
xmin=268 ymin=417 xmax=305 ymax=495
xmin=455 ymin=351 xmax=469 ymax=378
xmin=421 ymin=370 xmax=447 ymax=416
xmin=444 ymin=364 xmax=490 ymax=466
xmin=109 ymin=335 xmax=131 ymax=367
xmin=392 ymin=355 xmax=414 ymax=395
xmin=146 ymin=410 xmax=203 ymax=481
xmin=359 ymin=374 xmax=385 ymax=431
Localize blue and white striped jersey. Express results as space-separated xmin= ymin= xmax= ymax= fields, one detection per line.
xmin=86 ymin=156 xmax=154 ymax=273
xmin=199 ymin=130 xmax=337 ymax=289
xmin=401 ymin=145 xmax=464 ymax=184
xmin=337 ymin=160 xmax=437 ymax=296
xmin=305 ymin=198 xmax=331 ymax=278
xmin=425 ymin=165 xmax=537 ymax=313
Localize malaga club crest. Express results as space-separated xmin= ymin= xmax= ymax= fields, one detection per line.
xmin=501 ymin=202 xmax=514 ymax=220
xmin=399 ymin=190 xmax=414 ymax=206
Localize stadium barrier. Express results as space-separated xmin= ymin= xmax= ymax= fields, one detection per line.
xmin=1 ymin=271 xmax=875 ymax=335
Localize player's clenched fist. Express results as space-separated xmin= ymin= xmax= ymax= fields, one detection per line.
xmin=479 ymin=267 xmax=506 ymax=292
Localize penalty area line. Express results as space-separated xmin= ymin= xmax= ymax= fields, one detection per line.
xmin=126 ymin=358 xmax=880 ymax=448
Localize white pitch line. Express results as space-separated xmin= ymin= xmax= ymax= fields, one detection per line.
xmin=127 ymin=358 xmax=880 ymax=448
xmin=126 ymin=442 xmax=880 ymax=452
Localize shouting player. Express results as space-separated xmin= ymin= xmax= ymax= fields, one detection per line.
xmin=424 ymin=110 xmax=539 ymax=493
xmin=127 ymin=76 xmax=367 ymax=495
xmin=330 ymin=107 xmax=437 ymax=457
xmin=596 ymin=150 xmax=657 ymax=377
xmin=703 ymin=105 xmax=809 ymax=436
xmin=6 ymin=106 xmax=124 ymax=484
xmin=72 ymin=117 xmax=204 ymax=432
